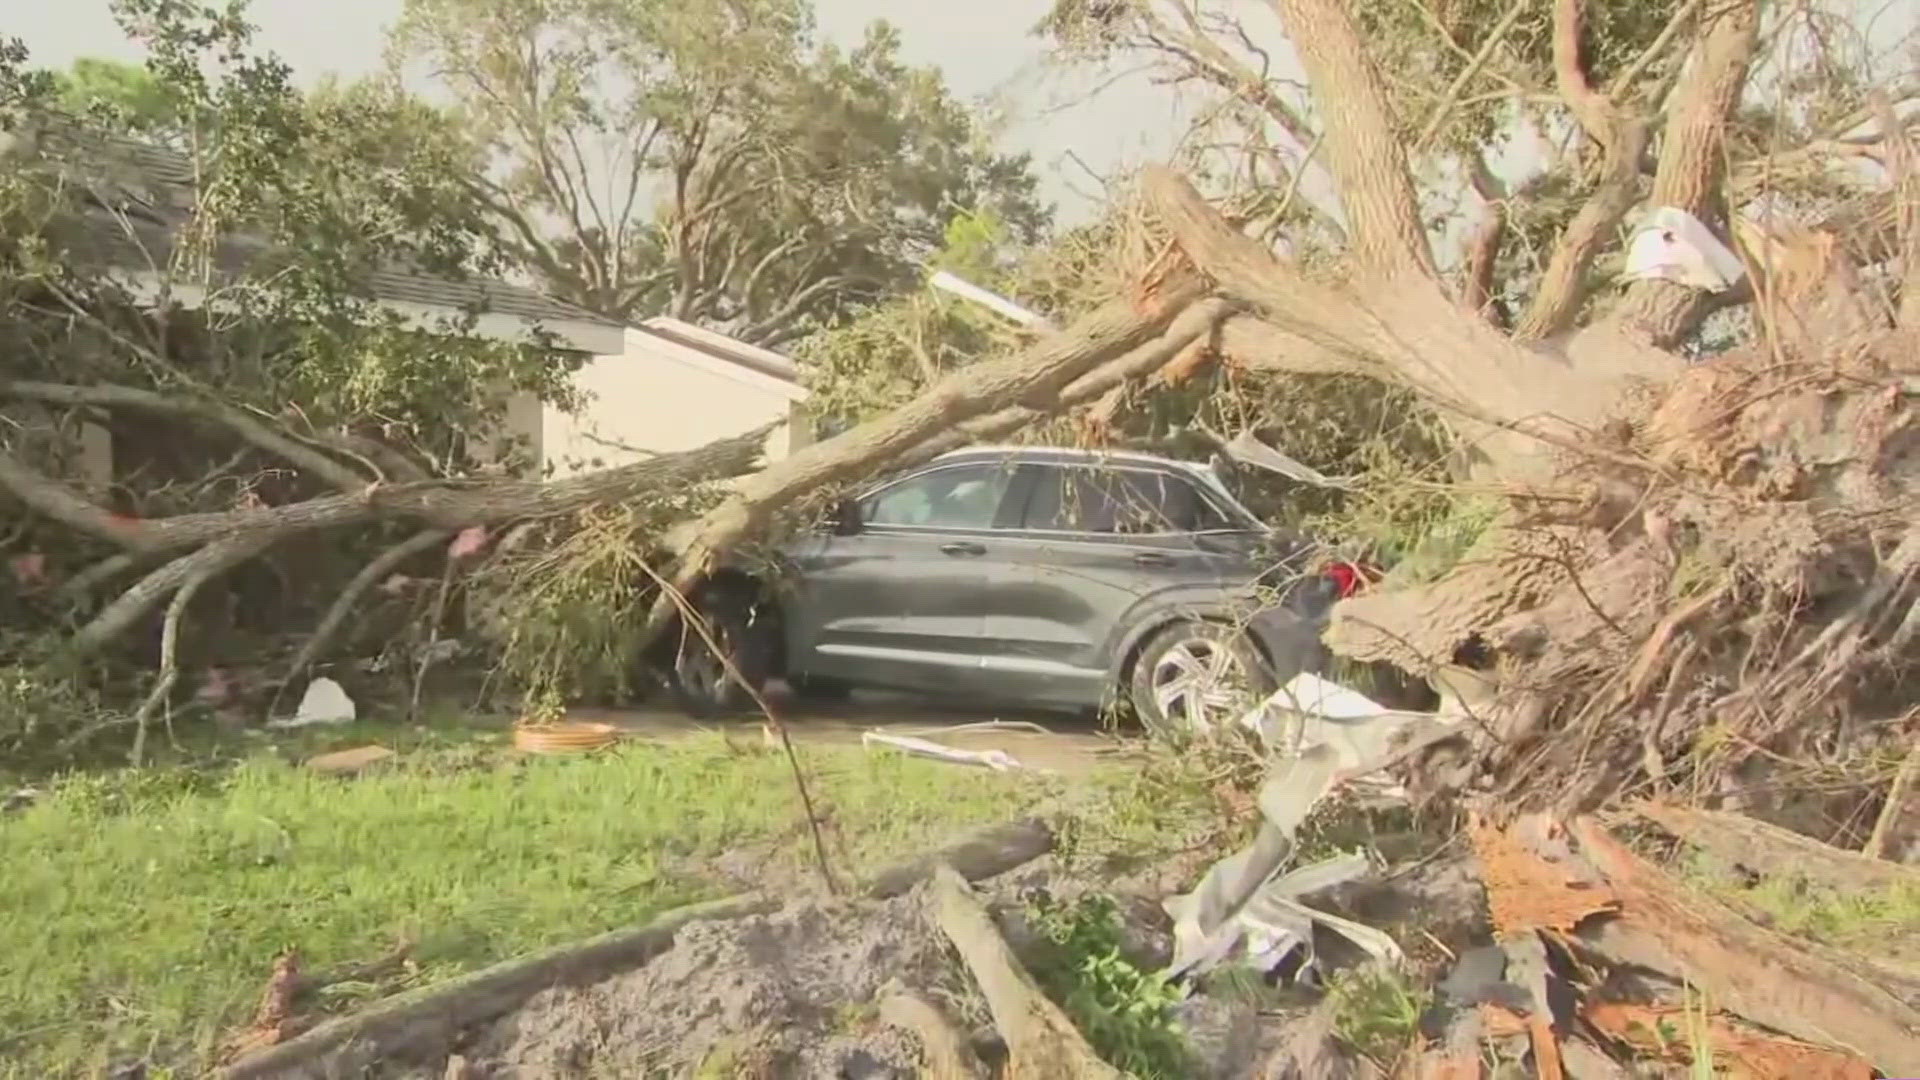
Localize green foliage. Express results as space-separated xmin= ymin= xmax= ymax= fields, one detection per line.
xmin=390 ymin=0 xmax=1046 ymax=343
xmin=0 ymin=647 xmax=112 ymax=768
xmin=796 ymin=200 xmax=1141 ymax=432
xmin=1325 ymin=964 xmax=1429 ymax=1069
xmin=5 ymin=1 xmax=570 ymax=449
xmin=46 ymin=57 xmax=177 ymax=133
xmin=1022 ymin=892 xmax=1195 ymax=1078
xmin=0 ymin=736 xmax=1040 ymax=1074
xmin=471 ymin=485 xmax=726 ymax=716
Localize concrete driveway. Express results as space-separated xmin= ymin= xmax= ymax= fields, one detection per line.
xmin=564 ymin=683 xmax=1138 ymax=778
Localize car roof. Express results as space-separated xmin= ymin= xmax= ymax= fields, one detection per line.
xmin=928 ymin=444 xmax=1214 ymax=477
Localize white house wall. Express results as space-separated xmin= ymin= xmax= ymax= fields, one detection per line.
xmin=538 ymin=330 xmax=804 ymax=478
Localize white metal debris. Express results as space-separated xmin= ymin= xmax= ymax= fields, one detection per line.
xmin=1164 ymin=670 xmax=1476 ymax=984
xmin=927 ymin=270 xmax=1055 ymax=330
xmin=861 ymin=730 xmax=1025 ymax=771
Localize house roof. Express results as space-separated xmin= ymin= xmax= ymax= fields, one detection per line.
xmin=633 ymin=317 xmax=801 ymax=383
xmin=21 ymin=118 xmax=626 ymax=353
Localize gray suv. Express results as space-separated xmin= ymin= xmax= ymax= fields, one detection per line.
xmin=668 ymin=446 xmax=1346 ymax=734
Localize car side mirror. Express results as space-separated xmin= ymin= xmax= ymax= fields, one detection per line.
xmin=831 ymin=496 xmax=864 ymax=536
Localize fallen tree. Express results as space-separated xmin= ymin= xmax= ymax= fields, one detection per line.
xmin=1008 ymin=0 xmax=1915 ymax=828
xmin=6 ymin=0 xmax=1917 ymax=839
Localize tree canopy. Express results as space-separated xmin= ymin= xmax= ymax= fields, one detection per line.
xmin=390 ymin=0 xmax=1050 ymax=345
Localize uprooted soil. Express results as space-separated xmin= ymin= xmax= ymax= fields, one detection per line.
xmin=374 ymin=842 xmax=1491 ymax=1080
xmin=430 ymin=895 xmax=962 ymax=1079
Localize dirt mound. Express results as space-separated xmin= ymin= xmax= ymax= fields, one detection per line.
xmin=453 ymin=895 xmax=958 ymax=1078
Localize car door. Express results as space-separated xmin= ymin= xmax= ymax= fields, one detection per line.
xmin=980 ymin=463 xmax=1253 ymax=705
xmin=781 ymin=460 xmax=1024 ymax=693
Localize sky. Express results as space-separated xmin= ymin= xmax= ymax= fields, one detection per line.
xmin=7 ymin=0 xmax=1202 ymax=221
xmin=14 ymin=0 xmax=1914 ymax=228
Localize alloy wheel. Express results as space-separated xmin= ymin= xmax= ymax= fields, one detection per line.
xmin=1147 ymin=635 xmax=1258 ymax=734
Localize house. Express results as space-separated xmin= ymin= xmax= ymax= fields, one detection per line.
xmin=10 ymin=120 xmax=807 ymax=485
xmin=517 ymin=317 xmax=813 ymax=478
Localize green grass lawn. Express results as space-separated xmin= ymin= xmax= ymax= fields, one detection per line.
xmin=0 ymin=735 xmax=1047 ymax=1077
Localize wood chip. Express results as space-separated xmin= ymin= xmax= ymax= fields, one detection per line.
xmin=1467 ymin=813 xmax=1619 ymax=937
xmin=305 ymin=745 xmax=396 ymax=775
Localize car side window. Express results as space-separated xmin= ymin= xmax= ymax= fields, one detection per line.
xmin=861 ymin=464 xmax=1016 ymax=529
xmin=1022 ymin=466 xmax=1229 ymax=534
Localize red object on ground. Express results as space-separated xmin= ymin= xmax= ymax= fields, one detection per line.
xmin=1323 ymin=560 xmax=1375 ymax=599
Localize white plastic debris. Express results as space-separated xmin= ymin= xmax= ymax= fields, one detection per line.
xmin=861 ymin=731 xmax=1025 ymax=771
xmin=1624 ymin=206 xmax=1746 ymax=291
xmin=270 ymin=676 xmax=357 ymax=728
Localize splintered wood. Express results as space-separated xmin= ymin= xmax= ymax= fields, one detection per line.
xmin=1584 ymin=1002 xmax=1875 ymax=1080
xmin=1466 ymin=813 xmax=1618 ymax=937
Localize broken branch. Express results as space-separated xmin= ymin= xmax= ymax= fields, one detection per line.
xmin=279 ymin=528 xmax=453 ymax=690
xmin=930 ymin=863 xmax=1124 ymax=1079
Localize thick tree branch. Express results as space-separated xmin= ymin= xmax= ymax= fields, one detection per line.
xmin=1516 ymin=0 xmax=1651 ymax=340
xmin=897 ymin=299 xmax=1239 ymax=469
xmin=1611 ymin=0 xmax=1761 ymax=347
xmin=75 ymin=534 xmax=274 ymax=656
xmin=126 ymin=534 xmax=268 ymax=762
xmin=0 ymin=380 xmax=369 ymax=493
xmin=1265 ymin=0 xmax=1434 ymax=278
xmin=1 ymin=427 xmax=767 ymax=559
xmin=1550 ymin=0 xmax=1618 ymax=146
xmin=1144 ymin=165 xmax=1686 ymax=479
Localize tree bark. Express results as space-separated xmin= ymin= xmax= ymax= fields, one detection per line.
xmin=1265 ymin=0 xmax=1433 ymax=279
xmin=0 ymin=426 xmax=767 ymax=558
xmin=1514 ymin=0 xmax=1650 ymax=341
xmin=930 ymin=864 xmax=1124 ymax=1079
xmin=280 ymin=528 xmax=453 ymax=687
xmin=1141 ymin=167 xmax=1682 ymax=481
xmin=895 ymin=299 xmax=1237 ymax=470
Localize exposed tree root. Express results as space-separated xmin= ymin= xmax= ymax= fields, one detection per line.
xmin=877 ymin=981 xmax=983 ymax=1080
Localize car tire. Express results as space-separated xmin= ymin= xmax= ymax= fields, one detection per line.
xmin=787 ymin=672 xmax=854 ymax=703
xmin=1127 ymin=619 xmax=1276 ymax=740
xmin=668 ymin=589 xmax=776 ymax=719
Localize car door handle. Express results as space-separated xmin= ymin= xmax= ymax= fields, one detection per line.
xmin=940 ymin=541 xmax=987 ymax=557
xmin=1133 ymin=552 xmax=1174 ymax=567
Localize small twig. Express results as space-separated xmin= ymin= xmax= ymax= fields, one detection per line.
xmin=1865 ymin=738 xmax=1920 ymax=861
xmin=131 ymin=535 xmax=268 ymax=765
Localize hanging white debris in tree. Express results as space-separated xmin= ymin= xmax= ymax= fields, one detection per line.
xmin=270 ymin=676 xmax=357 ymax=728
xmin=1624 ymin=207 xmax=1746 ymax=291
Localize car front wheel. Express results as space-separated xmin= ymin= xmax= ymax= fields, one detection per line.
xmin=1128 ymin=620 xmax=1276 ymax=739
xmin=668 ymin=591 xmax=776 ymax=719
